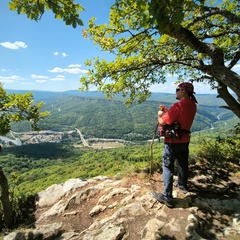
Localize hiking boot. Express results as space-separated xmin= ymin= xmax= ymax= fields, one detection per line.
xmin=152 ymin=192 xmax=174 ymax=208
xmin=178 ymin=185 xmax=188 ymax=194
xmin=173 ymin=181 xmax=178 ymax=187
xmin=174 ymin=183 xmax=188 ymax=194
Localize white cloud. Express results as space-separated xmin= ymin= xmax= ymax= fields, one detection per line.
xmin=62 ymin=52 xmax=68 ymax=57
xmin=48 ymin=67 xmax=88 ymax=74
xmin=31 ymin=74 xmax=49 ymax=79
xmin=64 ymin=68 xmax=87 ymax=74
xmin=150 ymin=83 xmax=171 ymax=93
xmin=50 ymin=75 xmax=65 ymax=81
xmin=36 ymin=79 xmax=47 ymax=83
xmin=49 ymin=67 xmax=64 ymax=73
xmin=53 ymin=52 xmax=68 ymax=57
xmin=0 ymin=75 xmax=24 ymax=83
xmin=0 ymin=69 xmax=7 ymax=72
xmin=0 ymin=41 xmax=27 ymax=50
xmin=21 ymin=82 xmax=34 ymax=85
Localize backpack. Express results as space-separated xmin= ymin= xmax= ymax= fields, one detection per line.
xmin=158 ymin=122 xmax=181 ymax=139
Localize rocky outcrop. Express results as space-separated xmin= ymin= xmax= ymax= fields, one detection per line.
xmin=4 ymin=174 xmax=240 ymax=240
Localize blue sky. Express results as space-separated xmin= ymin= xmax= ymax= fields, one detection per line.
xmin=0 ymin=0 xmax=239 ymax=94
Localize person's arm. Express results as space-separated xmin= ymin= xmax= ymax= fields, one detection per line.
xmin=158 ymin=103 xmax=179 ymax=125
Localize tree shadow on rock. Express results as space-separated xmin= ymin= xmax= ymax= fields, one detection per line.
xmin=157 ymin=235 xmax=177 ymax=240
xmin=188 ymin=159 xmax=239 ymax=199
xmin=13 ymin=194 xmax=38 ymax=229
xmin=186 ymin=158 xmax=240 ymax=240
xmin=193 ymin=208 xmax=234 ymax=240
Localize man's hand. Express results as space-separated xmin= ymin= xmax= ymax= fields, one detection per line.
xmin=158 ymin=104 xmax=167 ymax=125
xmin=158 ymin=104 xmax=167 ymax=117
xmin=158 ymin=110 xmax=165 ymax=117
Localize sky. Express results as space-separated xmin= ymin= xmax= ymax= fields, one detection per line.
xmin=0 ymin=0 xmax=239 ymax=95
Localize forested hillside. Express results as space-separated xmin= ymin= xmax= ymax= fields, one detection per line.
xmin=9 ymin=90 xmax=238 ymax=140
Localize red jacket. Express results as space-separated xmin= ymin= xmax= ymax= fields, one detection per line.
xmin=162 ymin=99 xmax=197 ymax=143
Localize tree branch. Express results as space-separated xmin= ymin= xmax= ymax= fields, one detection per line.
xmin=203 ymin=7 xmax=240 ymax=24
xmin=165 ymin=26 xmax=224 ymax=66
xmin=227 ymin=47 xmax=240 ymax=69
xmin=217 ymin=83 xmax=240 ymax=114
xmin=187 ymin=6 xmax=240 ymax=28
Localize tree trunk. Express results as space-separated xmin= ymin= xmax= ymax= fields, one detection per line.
xmin=164 ymin=26 xmax=240 ymax=118
xmin=0 ymin=167 xmax=13 ymax=228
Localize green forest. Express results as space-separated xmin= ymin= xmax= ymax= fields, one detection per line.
xmin=9 ymin=90 xmax=238 ymax=141
xmin=1 ymin=129 xmax=239 ymax=195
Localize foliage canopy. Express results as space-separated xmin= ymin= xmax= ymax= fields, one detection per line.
xmin=9 ymin=0 xmax=84 ymax=28
xmin=0 ymin=85 xmax=49 ymax=135
xmin=80 ymin=0 xmax=240 ymax=118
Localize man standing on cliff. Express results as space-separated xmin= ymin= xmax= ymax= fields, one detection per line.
xmin=153 ymin=82 xmax=197 ymax=208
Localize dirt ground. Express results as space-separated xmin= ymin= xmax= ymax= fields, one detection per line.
xmin=91 ymin=141 xmax=125 ymax=149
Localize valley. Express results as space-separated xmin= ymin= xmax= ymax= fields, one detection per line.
xmin=7 ymin=90 xmax=238 ymax=142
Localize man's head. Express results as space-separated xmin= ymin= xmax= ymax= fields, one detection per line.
xmin=176 ymin=82 xmax=198 ymax=103
xmin=177 ymin=82 xmax=195 ymax=94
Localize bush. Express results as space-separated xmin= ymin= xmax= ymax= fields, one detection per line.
xmin=196 ymin=136 xmax=240 ymax=166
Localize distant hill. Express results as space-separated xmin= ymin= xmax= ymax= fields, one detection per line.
xmin=7 ymin=89 xmax=229 ymax=106
xmin=8 ymin=89 xmax=238 ymax=141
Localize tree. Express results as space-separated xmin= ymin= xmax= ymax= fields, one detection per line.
xmin=8 ymin=0 xmax=84 ymax=28
xmin=0 ymin=167 xmax=12 ymax=228
xmin=0 ymin=84 xmax=49 ymax=136
xmin=0 ymin=84 xmax=49 ymax=228
xmin=79 ymin=0 xmax=240 ymax=118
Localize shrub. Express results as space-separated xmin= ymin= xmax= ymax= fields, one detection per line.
xmin=196 ymin=136 xmax=240 ymax=166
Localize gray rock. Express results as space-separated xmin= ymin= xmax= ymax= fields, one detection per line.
xmin=141 ymin=218 xmax=165 ymax=240
xmin=4 ymin=176 xmax=240 ymax=240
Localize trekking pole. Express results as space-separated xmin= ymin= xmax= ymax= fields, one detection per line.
xmin=149 ymin=104 xmax=166 ymax=178
xmin=149 ymin=121 xmax=159 ymax=177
